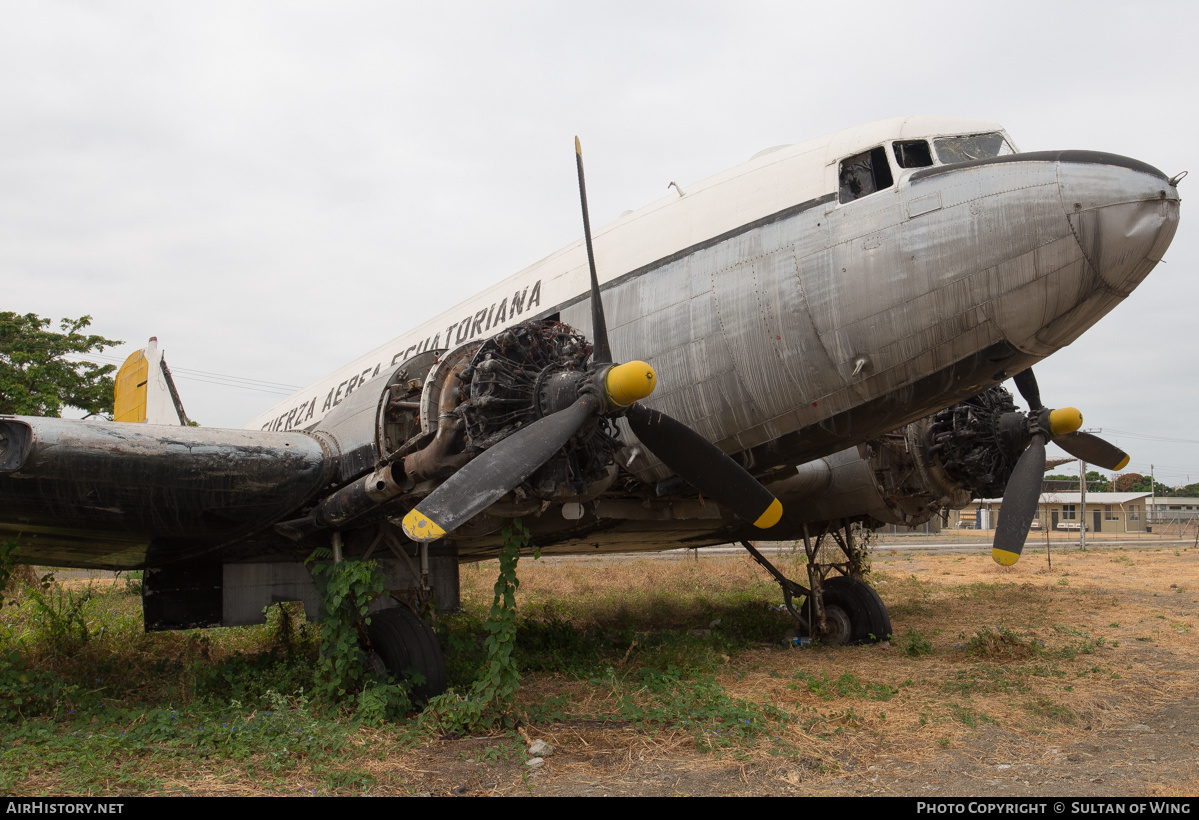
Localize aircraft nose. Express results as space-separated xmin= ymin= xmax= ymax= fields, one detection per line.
xmin=1019 ymin=151 xmax=1182 ymax=353
xmin=1056 ymin=151 xmax=1181 ymax=297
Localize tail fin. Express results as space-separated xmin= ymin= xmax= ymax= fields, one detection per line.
xmin=114 ymin=337 xmax=191 ymax=425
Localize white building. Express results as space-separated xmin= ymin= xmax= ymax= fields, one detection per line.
xmin=957 ymin=492 xmax=1151 ymax=533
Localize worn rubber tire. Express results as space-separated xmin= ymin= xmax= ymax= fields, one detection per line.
xmin=366 ymin=606 xmax=447 ymax=703
xmin=819 ymin=576 xmax=892 ymax=645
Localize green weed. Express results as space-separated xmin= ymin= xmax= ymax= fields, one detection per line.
xmin=949 ymin=703 xmax=995 ymax=728
xmin=790 ymin=670 xmax=899 ymax=701
xmin=942 ymin=665 xmax=1028 ymax=696
xmin=1028 ymin=697 xmax=1079 ymax=725
xmin=958 ymin=627 xmax=1043 ymax=660
xmin=0 ymin=650 xmax=77 ymax=720
xmin=617 ymin=666 xmax=790 ymax=752
xmin=0 ymin=539 xmax=19 ymax=610
xmin=25 ymin=580 xmax=93 ymax=650
xmin=901 ymin=628 xmax=934 ymax=657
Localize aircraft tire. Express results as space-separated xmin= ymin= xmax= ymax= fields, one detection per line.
xmin=820 ymin=576 xmax=892 ymax=645
xmin=366 ymin=606 xmax=448 ymax=703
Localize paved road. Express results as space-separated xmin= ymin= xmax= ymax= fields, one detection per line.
xmin=581 ymin=534 xmax=1199 ymax=562
xmin=40 ymin=532 xmax=1198 ymax=578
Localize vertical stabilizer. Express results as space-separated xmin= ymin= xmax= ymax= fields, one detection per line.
xmin=113 ymin=337 xmax=191 ymax=425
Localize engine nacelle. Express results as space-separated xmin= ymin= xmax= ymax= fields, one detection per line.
xmin=765 ymin=386 xmax=1021 ymax=530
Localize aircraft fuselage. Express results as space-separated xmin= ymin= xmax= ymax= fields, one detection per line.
xmin=251 ymin=118 xmax=1179 ymax=492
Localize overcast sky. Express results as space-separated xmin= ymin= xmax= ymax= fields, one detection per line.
xmin=3 ymin=1 xmax=1196 ymax=485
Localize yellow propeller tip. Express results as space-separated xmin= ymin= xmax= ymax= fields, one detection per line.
xmin=1115 ymin=455 xmax=1130 ymax=471
xmin=575 ymin=136 xmax=581 ymax=154
xmin=402 ymin=509 xmax=446 ymax=543
xmin=992 ymin=548 xmax=1020 ymax=566
xmin=753 ymin=498 xmax=783 ymax=529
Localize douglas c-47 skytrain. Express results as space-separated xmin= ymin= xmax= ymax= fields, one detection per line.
xmin=0 ymin=117 xmax=1181 ymax=697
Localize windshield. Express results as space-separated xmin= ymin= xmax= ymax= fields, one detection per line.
xmin=933 ymin=132 xmax=1014 ymax=164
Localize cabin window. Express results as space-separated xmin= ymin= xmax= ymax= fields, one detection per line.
xmin=893 ymin=140 xmax=933 ymax=169
xmin=838 ymin=146 xmax=894 ymax=203
xmin=933 ymin=132 xmax=1014 ymax=164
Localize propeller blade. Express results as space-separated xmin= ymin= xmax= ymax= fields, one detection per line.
xmin=1054 ymin=430 xmax=1131 ymax=471
xmin=575 ymin=136 xmax=612 ymax=364
xmin=1013 ymin=368 xmax=1042 ymax=412
xmin=402 ymin=395 xmax=601 ymax=541
xmin=626 ymin=404 xmax=782 ymax=529
xmin=992 ymin=433 xmax=1047 ymax=566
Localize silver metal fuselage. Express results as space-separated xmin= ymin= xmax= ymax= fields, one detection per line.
xmin=250 ymin=119 xmax=1179 ymax=506
xmin=582 ymin=152 xmax=1180 ymax=486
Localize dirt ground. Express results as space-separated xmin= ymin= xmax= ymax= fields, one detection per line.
xmin=360 ymin=540 xmax=1199 ymax=797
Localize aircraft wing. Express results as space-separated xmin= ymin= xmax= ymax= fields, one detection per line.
xmin=0 ymin=415 xmax=336 ymax=569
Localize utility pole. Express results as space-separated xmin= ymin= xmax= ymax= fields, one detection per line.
xmin=1079 ymin=459 xmax=1087 ymax=551
xmin=1076 ymin=428 xmax=1103 ymax=551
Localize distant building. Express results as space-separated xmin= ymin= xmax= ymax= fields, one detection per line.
xmin=951 ymin=492 xmax=1151 ymax=533
xmin=1145 ymin=497 xmax=1199 ymax=526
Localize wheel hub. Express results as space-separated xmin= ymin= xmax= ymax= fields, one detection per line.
xmin=820 ymin=604 xmax=853 ymax=646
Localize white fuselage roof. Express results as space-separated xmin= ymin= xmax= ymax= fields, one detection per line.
xmin=247 ymin=116 xmax=1010 ymax=432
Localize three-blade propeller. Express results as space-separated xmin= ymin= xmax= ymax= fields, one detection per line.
xmin=992 ymin=368 xmax=1130 ymax=566
xmin=402 ymin=139 xmax=782 ymax=543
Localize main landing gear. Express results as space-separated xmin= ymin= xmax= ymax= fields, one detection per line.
xmin=366 ymin=605 xmax=447 ymax=703
xmin=740 ymin=518 xmax=891 ymax=645
xmin=332 ymin=527 xmax=451 ymax=703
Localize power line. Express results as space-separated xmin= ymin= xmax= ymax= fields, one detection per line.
xmin=1103 ymin=429 xmax=1199 ymax=445
xmin=64 ymin=352 xmax=303 ymax=395
xmin=167 ymin=374 xmax=297 ymax=396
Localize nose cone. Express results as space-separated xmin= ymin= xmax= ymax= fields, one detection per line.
xmin=1058 ymin=151 xmax=1181 ymax=296
xmin=1032 ymin=151 xmax=1180 ymax=351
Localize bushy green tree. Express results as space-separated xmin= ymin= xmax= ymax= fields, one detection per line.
xmin=1044 ymin=471 xmax=1110 ymax=491
xmin=0 ymin=313 xmax=122 ymax=416
xmin=1128 ymin=475 xmax=1173 ymax=497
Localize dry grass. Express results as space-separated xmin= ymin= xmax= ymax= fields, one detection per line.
xmin=5 ymin=543 xmax=1198 ymax=796
xmin=449 ymin=543 xmax=1199 ymax=795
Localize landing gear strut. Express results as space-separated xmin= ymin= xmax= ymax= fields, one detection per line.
xmin=740 ymin=518 xmax=891 ymax=645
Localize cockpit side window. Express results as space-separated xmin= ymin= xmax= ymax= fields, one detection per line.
xmin=838 ymin=146 xmax=894 ymax=203
xmin=893 ymin=140 xmax=933 ymax=169
xmin=932 ymin=132 xmax=1014 ymax=164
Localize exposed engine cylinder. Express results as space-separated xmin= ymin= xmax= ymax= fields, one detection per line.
xmin=916 ymin=385 xmax=1020 ymax=501
xmin=457 ymin=320 xmax=620 ymax=501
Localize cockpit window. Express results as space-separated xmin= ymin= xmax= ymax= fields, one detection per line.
xmin=839 ymin=146 xmax=894 ymax=203
xmin=893 ymin=140 xmax=933 ymax=169
xmin=932 ymin=132 xmax=1014 ymax=164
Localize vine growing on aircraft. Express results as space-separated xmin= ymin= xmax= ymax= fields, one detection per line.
xmin=422 ymin=519 xmax=536 ymax=733
xmin=306 ymin=549 xmax=412 ymax=719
